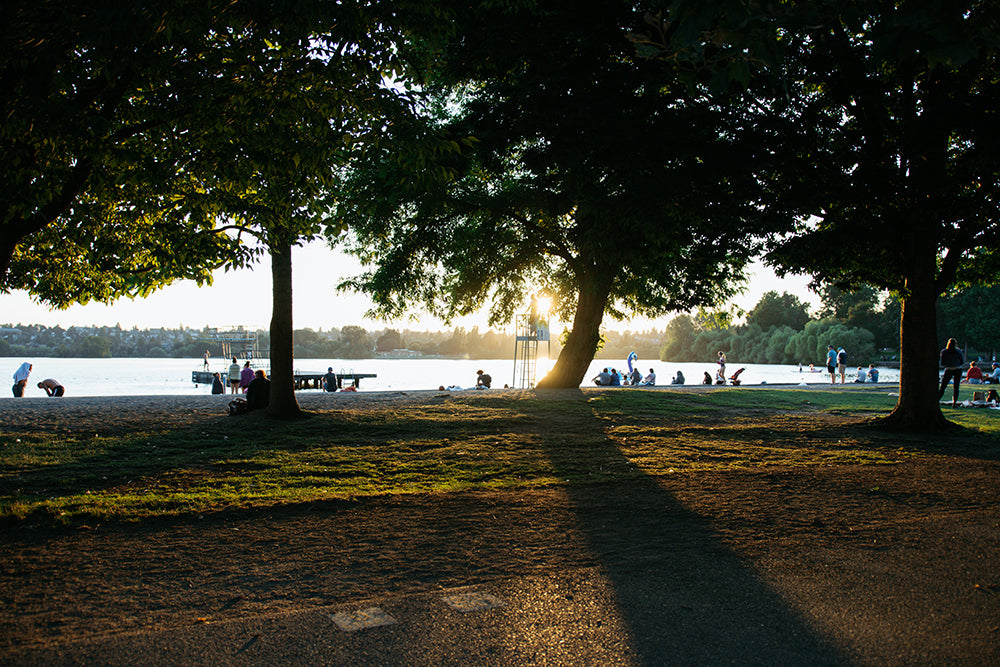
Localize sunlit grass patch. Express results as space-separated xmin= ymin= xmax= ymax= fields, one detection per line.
xmin=2 ymin=388 xmax=997 ymax=525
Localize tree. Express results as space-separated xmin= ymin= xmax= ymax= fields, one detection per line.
xmin=336 ymin=0 xmax=792 ymax=388
xmin=334 ymin=325 xmax=373 ymax=359
xmin=0 ymin=0 xmax=323 ymax=297
xmin=654 ymin=0 xmax=1000 ymax=430
xmin=3 ymin=1 xmax=435 ymax=418
xmin=375 ymin=329 xmax=405 ymax=352
xmin=746 ymin=291 xmax=811 ymax=332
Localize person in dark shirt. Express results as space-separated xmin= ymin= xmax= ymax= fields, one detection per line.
xmin=210 ymin=372 xmax=225 ymax=395
xmin=938 ymin=338 xmax=965 ymax=407
xmin=322 ymin=367 xmax=338 ymax=392
xmin=246 ymin=370 xmax=271 ymax=410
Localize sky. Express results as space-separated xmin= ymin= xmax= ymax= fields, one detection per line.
xmin=0 ymin=240 xmax=818 ymax=333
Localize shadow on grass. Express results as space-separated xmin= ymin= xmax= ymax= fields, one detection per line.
xmin=531 ymin=388 xmax=846 ymax=665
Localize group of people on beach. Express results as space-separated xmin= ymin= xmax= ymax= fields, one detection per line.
xmin=10 ymin=362 xmax=65 ymax=397
xmin=938 ymin=337 xmax=1000 ymax=407
xmin=210 ymin=357 xmax=270 ymax=411
xmin=592 ymin=367 xmax=656 ymax=386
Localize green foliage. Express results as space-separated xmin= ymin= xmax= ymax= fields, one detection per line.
xmin=660 ymin=315 xmax=877 ymax=365
xmin=334 ymin=0 xmax=794 ymax=386
xmin=333 ymin=325 xmax=374 ymax=359
xmin=938 ymin=285 xmax=1000 ymax=356
xmin=746 ymin=291 xmax=811 ymax=331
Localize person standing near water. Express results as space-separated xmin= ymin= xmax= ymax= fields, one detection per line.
xmin=37 ymin=378 xmax=65 ymax=396
xmin=825 ymin=345 xmax=837 ymax=384
xmin=228 ymin=357 xmax=242 ymax=394
xmin=240 ymin=361 xmax=254 ymax=393
xmin=939 ymin=338 xmax=964 ymax=407
xmin=11 ymin=362 xmax=31 ymax=397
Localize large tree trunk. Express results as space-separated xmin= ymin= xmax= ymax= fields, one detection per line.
xmin=881 ymin=245 xmax=949 ymax=430
xmin=536 ymin=272 xmax=613 ymax=389
xmin=267 ymin=240 xmax=303 ymax=419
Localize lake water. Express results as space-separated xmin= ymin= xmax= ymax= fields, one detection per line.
xmin=2 ymin=356 xmax=899 ymax=398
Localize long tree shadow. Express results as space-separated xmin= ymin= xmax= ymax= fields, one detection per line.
xmin=531 ymin=388 xmax=847 ymax=665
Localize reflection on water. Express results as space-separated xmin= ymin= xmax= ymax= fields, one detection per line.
xmin=1 ymin=356 xmax=899 ymax=398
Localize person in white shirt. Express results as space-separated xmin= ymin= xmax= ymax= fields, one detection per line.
xmin=642 ymin=368 xmax=656 ymax=386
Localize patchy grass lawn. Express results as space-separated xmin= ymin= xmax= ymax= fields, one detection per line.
xmin=2 ymin=387 xmax=998 ymax=524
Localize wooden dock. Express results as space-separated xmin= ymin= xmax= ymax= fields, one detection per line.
xmin=191 ymin=370 xmax=376 ymax=390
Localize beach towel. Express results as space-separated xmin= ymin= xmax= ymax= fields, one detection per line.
xmin=12 ymin=363 xmax=31 ymax=382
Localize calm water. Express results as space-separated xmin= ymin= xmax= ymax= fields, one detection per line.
xmin=2 ymin=357 xmax=899 ymax=398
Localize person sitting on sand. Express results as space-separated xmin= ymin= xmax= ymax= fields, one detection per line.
xmin=323 ymin=367 xmax=338 ymax=392
xmin=592 ymin=368 xmax=611 ymax=386
xmin=715 ymin=368 xmax=726 ymax=385
xmin=37 ymin=378 xmax=65 ymax=397
xmin=609 ymin=368 xmax=621 ymax=386
xmin=671 ymin=370 xmax=685 ymax=385
xmin=629 ymin=368 xmax=642 ymax=386
xmin=854 ymin=367 xmax=866 ymax=383
xmin=867 ymin=365 xmax=879 ymax=383
xmin=476 ymin=369 xmax=492 ymax=389
xmin=702 ymin=371 xmax=712 ymax=385
xmin=246 ymin=370 xmax=271 ymax=410
xmin=641 ymin=368 xmax=656 ymax=386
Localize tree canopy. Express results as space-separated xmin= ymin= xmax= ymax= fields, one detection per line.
xmin=651 ymin=0 xmax=1000 ymax=429
xmin=335 ymin=0 xmax=794 ymax=387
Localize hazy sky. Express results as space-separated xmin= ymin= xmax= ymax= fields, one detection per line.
xmin=0 ymin=241 xmax=817 ymax=332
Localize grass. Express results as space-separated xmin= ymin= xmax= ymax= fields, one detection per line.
xmin=2 ymin=386 xmax=998 ymax=525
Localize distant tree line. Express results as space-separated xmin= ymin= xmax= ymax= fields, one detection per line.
xmin=659 ymin=286 xmax=1000 ymax=367
xmin=3 ymin=285 xmax=995 ymax=363
xmin=0 ymin=324 xmax=522 ymax=360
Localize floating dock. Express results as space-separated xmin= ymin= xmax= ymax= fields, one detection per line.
xmin=191 ymin=370 xmax=376 ymax=390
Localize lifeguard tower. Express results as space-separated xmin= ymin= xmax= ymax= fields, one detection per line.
xmin=513 ymin=305 xmax=550 ymax=389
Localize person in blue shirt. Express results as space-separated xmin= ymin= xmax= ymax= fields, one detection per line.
xmin=825 ymin=345 xmax=837 ymax=385
xmin=609 ymin=368 xmax=621 ymax=386
xmin=867 ymin=365 xmax=879 ymax=383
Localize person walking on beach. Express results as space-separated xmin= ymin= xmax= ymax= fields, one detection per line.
xmin=37 ymin=378 xmax=65 ymax=396
xmin=228 ymin=357 xmax=241 ymax=394
xmin=11 ymin=362 xmax=31 ymax=397
xmin=203 ymin=350 xmax=210 ymax=370
xmin=826 ymin=345 xmax=837 ymax=384
xmin=717 ymin=351 xmax=726 ymax=376
xmin=939 ymin=338 xmax=965 ymax=407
